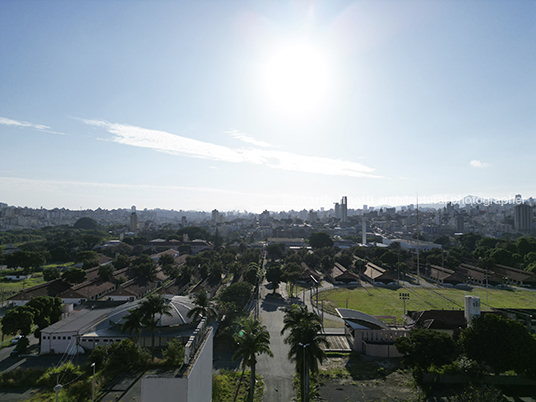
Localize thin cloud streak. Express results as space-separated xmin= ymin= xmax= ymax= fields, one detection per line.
xmin=0 ymin=117 xmax=67 ymax=135
xmin=227 ymin=129 xmax=272 ymax=148
xmin=0 ymin=117 xmax=50 ymax=130
xmin=0 ymin=176 xmax=251 ymax=195
xmin=83 ymin=119 xmax=380 ymax=178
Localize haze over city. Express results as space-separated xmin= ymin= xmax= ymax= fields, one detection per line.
xmin=1 ymin=1 xmax=534 ymax=213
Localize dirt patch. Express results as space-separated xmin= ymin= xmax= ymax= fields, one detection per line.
xmin=315 ymin=354 xmax=419 ymax=401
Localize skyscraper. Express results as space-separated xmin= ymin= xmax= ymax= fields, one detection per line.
xmin=341 ymin=196 xmax=348 ymax=223
xmin=334 ymin=203 xmax=341 ymax=219
xmin=514 ymin=203 xmax=533 ymax=232
xmin=129 ymin=205 xmax=138 ymax=232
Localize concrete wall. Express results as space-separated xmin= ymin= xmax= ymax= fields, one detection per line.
xmin=141 ymin=327 xmax=213 ymax=402
xmin=187 ymin=327 xmax=213 ymax=402
xmin=40 ymin=331 xmax=78 ymax=354
xmin=352 ymin=329 xmax=408 ymax=358
xmin=141 ymin=376 xmax=188 ymax=402
xmin=363 ymin=342 xmax=403 ymax=358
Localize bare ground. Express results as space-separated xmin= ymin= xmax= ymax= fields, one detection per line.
xmin=314 ymin=355 xmax=420 ymax=402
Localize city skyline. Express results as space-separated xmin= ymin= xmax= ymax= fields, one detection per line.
xmin=1 ymin=1 xmax=535 ymax=212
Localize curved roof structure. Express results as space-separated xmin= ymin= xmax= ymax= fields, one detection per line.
xmin=104 ymin=295 xmax=196 ymax=330
xmin=336 ymin=308 xmax=388 ymax=330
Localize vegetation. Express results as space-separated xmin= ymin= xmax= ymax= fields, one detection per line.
xmin=232 ymin=317 xmax=273 ymax=402
xmin=308 ymin=232 xmax=334 ymax=250
xmin=212 ymin=369 xmax=264 ymax=402
xmin=187 ymin=290 xmax=218 ymax=322
xmin=459 ymin=314 xmax=536 ymax=377
xmin=317 ymin=286 xmax=536 ymax=323
xmin=394 ymin=328 xmax=458 ymax=371
xmin=1 ymin=296 xmax=62 ymax=351
xmin=281 ymin=304 xmax=327 ymax=402
xmin=137 ymin=294 xmax=173 ymax=356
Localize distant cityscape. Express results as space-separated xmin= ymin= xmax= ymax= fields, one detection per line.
xmin=1 ymin=193 xmax=534 ymax=240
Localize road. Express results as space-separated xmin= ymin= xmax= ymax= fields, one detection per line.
xmin=256 ymin=280 xmax=296 ymax=401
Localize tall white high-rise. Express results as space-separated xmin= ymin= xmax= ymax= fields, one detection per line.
xmin=341 ymin=196 xmax=348 ymax=223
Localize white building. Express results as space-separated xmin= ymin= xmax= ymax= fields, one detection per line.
xmin=141 ymin=322 xmax=213 ymax=402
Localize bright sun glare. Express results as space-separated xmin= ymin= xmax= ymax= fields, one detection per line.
xmin=261 ymin=42 xmax=332 ymax=117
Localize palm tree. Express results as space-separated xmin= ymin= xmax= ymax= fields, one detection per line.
xmin=232 ymin=317 xmax=273 ymax=402
xmin=187 ymin=291 xmax=218 ymax=322
xmin=121 ymin=307 xmax=144 ymax=344
xmin=281 ymin=304 xmax=327 ymax=402
xmin=138 ymin=294 xmax=173 ymax=357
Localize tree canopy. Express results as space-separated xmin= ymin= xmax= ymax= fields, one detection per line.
xmin=458 ymin=313 xmax=536 ymax=377
xmin=73 ymin=217 xmax=98 ymax=230
xmin=308 ymin=232 xmax=334 ymax=250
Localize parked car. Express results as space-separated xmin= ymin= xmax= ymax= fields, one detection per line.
xmin=10 ymin=335 xmax=22 ymax=345
xmin=10 ymin=349 xmax=20 ymax=357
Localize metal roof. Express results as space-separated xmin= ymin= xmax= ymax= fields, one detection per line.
xmin=336 ymin=308 xmax=389 ymax=330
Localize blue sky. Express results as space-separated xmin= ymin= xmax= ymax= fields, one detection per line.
xmin=1 ymin=1 xmax=534 ymax=212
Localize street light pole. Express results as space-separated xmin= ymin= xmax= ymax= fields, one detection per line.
xmin=54 ymin=384 xmax=62 ymax=402
xmin=91 ymin=362 xmax=96 ymax=402
xmin=298 ymin=343 xmax=310 ymax=402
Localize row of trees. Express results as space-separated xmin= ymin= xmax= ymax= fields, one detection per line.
xmin=1 ymin=296 xmax=63 ymax=351
xmin=395 ymin=314 xmax=536 ymax=382
xmin=231 ymin=304 xmax=325 ymax=402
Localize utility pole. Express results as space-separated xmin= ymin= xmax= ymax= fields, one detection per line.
xmin=416 ymin=195 xmax=420 ymax=285
xmin=399 ymin=292 xmax=410 ymax=316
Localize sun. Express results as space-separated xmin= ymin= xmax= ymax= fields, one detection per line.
xmin=260 ymin=42 xmax=333 ymax=117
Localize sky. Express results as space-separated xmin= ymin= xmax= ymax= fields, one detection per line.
xmin=1 ymin=0 xmax=534 ymax=213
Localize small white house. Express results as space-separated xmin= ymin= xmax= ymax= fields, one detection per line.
xmin=5 ymin=274 xmax=32 ymax=281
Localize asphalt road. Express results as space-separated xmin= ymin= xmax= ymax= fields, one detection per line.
xmin=256 ymin=281 xmax=296 ymax=402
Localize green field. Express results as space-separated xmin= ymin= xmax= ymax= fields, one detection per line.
xmin=0 ymin=273 xmax=46 ymax=293
xmin=317 ymin=286 xmax=536 ymax=323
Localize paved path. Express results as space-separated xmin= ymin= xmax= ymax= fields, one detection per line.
xmin=256 ymin=281 xmax=296 ymax=402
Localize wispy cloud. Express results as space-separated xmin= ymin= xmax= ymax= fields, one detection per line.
xmin=0 ymin=176 xmax=249 ymax=195
xmin=470 ymin=160 xmax=488 ymax=168
xmin=83 ymin=119 xmax=380 ymax=178
xmin=0 ymin=117 xmax=66 ymax=135
xmin=227 ymin=129 xmax=272 ymax=148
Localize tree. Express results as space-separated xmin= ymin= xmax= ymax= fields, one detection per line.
xmin=308 ymin=232 xmax=333 ymax=250
xmin=282 ymin=262 xmax=303 ymax=297
xmin=164 ymin=338 xmax=185 ymax=366
xmin=219 ymin=282 xmax=253 ymax=315
xmin=320 ymin=255 xmax=333 ymax=272
xmin=73 ymin=217 xmax=98 ymax=230
xmin=187 ymin=291 xmax=217 ymax=322
xmin=121 ymin=308 xmax=145 ymax=344
xmin=26 ymin=296 xmax=62 ymax=340
xmin=281 ymin=304 xmax=327 ymax=402
xmin=394 ymin=328 xmax=458 ymax=371
xmin=43 ymin=267 xmax=61 ymax=281
xmin=458 ymin=314 xmax=536 ymax=376
xmin=159 ymin=254 xmax=175 ymax=270
xmin=266 ymin=244 xmax=284 ymax=260
xmin=62 ymin=268 xmax=87 ymax=284
xmin=1 ymin=305 xmax=36 ymax=351
xmin=5 ymin=250 xmax=46 ymax=274
xmin=233 ymin=318 xmax=273 ymax=402
xmin=74 ymin=250 xmax=98 ymax=264
xmin=113 ymin=254 xmax=131 ymax=269
xmin=131 ymin=262 xmax=157 ymax=282
xmin=98 ymin=265 xmax=115 ymax=281
xmin=265 ymin=263 xmax=283 ymax=293
xmin=137 ymin=294 xmax=173 ymax=357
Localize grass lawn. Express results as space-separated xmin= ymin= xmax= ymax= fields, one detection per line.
xmin=0 ymin=273 xmax=46 ymax=293
xmin=318 ymin=286 xmax=536 ymax=323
